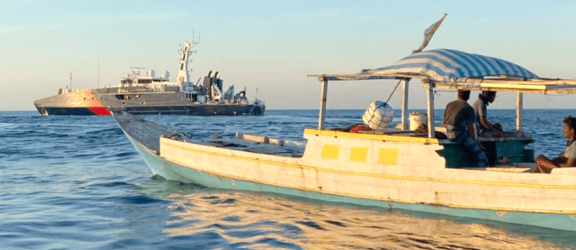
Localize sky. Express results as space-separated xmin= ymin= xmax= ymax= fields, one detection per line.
xmin=2 ymin=0 xmax=576 ymax=111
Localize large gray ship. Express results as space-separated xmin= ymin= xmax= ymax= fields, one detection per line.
xmin=33 ymin=40 xmax=265 ymax=116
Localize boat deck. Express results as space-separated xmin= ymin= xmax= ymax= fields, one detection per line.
xmin=201 ymin=132 xmax=306 ymax=157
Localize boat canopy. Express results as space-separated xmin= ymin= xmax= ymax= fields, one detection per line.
xmin=309 ymin=48 xmax=576 ymax=134
xmin=310 ymin=49 xmax=576 ymax=95
xmin=365 ymin=49 xmax=539 ymax=82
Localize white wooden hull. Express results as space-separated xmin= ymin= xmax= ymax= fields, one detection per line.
xmin=119 ymin=119 xmax=576 ymax=231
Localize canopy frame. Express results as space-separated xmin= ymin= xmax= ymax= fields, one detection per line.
xmin=309 ymin=73 xmax=576 ymax=139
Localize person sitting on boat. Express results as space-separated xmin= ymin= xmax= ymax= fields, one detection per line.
xmin=534 ymin=116 xmax=576 ymax=173
xmin=473 ymin=91 xmax=503 ymax=137
xmin=443 ymin=90 xmax=488 ymax=167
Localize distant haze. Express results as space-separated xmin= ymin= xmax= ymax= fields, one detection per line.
xmin=2 ymin=0 xmax=576 ymax=111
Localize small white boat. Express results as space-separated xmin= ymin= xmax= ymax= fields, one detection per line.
xmin=113 ymin=19 xmax=576 ymax=231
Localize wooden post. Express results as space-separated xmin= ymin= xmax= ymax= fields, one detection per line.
xmin=425 ymin=80 xmax=435 ymax=138
xmin=401 ymin=79 xmax=410 ymax=130
xmin=516 ymin=92 xmax=523 ymax=131
xmin=318 ymin=77 xmax=328 ymax=130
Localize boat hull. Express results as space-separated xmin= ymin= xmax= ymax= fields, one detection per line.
xmin=112 ymin=111 xmax=576 ymax=231
xmin=124 ymin=134 xmax=576 ymax=231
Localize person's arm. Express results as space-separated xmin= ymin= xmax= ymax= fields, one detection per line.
xmin=478 ymin=102 xmax=498 ymax=131
xmin=479 ymin=116 xmax=495 ymax=130
xmin=560 ymin=158 xmax=576 ymax=168
xmin=480 ymin=116 xmax=503 ymax=137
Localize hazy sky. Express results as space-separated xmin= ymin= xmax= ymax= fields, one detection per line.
xmin=2 ymin=0 xmax=576 ymax=111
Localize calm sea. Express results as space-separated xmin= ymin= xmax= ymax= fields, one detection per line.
xmin=2 ymin=109 xmax=576 ymax=249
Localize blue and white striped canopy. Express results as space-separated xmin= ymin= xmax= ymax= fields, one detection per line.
xmin=368 ymin=49 xmax=538 ymax=82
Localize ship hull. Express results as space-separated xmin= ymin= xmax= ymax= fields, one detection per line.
xmin=34 ymin=105 xmax=264 ymax=116
xmin=34 ymin=106 xmax=110 ymax=116
xmin=33 ymin=89 xmax=265 ymax=116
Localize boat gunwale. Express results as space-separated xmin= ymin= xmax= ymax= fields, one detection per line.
xmin=303 ymin=128 xmax=439 ymax=144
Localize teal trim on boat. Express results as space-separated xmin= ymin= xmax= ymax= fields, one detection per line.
xmin=126 ymin=135 xmax=576 ymax=232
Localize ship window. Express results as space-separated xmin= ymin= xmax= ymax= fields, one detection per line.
xmin=115 ymin=95 xmax=125 ymax=100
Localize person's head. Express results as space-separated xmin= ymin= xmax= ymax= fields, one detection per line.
xmin=457 ymin=90 xmax=471 ymax=101
xmin=563 ymin=116 xmax=576 ymax=140
xmin=480 ymin=91 xmax=497 ymax=103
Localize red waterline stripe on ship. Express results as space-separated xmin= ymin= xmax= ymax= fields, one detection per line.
xmin=88 ymin=106 xmax=111 ymax=116
xmin=83 ymin=90 xmax=111 ymax=116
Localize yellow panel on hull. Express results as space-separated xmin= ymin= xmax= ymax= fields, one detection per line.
xmin=349 ymin=147 xmax=368 ymax=162
xmin=378 ymin=148 xmax=399 ymax=164
xmin=321 ymin=145 xmax=340 ymax=159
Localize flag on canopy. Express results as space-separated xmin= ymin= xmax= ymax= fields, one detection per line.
xmin=413 ymin=13 xmax=447 ymax=54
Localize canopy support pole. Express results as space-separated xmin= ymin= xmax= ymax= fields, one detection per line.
xmin=516 ymin=92 xmax=523 ymax=131
xmin=401 ymin=79 xmax=410 ymax=130
xmin=425 ymin=80 xmax=435 ymax=138
xmin=318 ymin=77 xmax=328 ymax=130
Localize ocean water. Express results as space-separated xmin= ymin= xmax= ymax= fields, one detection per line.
xmin=2 ymin=109 xmax=576 ymax=250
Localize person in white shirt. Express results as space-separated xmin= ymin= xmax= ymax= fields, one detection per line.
xmin=534 ymin=116 xmax=576 ymax=173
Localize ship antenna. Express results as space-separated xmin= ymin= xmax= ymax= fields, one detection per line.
xmin=192 ymin=30 xmax=200 ymax=45
xmin=97 ymin=56 xmax=100 ymax=88
xmin=70 ymin=72 xmax=72 ymax=90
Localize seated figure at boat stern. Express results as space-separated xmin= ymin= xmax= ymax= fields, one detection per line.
xmin=473 ymin=91 xmax=503 ymax=137
xmin=443 ymin=90 xmax=488 ymax=167
xmin=534 ymin=116 xmax=576 ymax=173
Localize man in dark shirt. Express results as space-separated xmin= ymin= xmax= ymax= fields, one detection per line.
xmin=443 ymin=90 xmax=488 ymax=167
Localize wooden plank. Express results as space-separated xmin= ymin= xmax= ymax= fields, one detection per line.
xmin=307 ymin=73 xmax=414 ymax=81
xmin=516 ymin=93 xmax=523 ymax=131
xmin=401 ymin=79 xmax=409 ymax=130
xmin=429 ymin=82 xmax=576 ymax=94
xmin=308 ymin=73 xmax=576 ymax=86
xmin=425 ymin=80 xmax=435 ymax=138
xmin=318 ymin=77 xmax=328 ymax=129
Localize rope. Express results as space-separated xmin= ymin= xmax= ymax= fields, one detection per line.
xmin=385 ymin=80 xmax=402 ymax=103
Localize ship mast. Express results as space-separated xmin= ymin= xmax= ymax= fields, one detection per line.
xmin=176 ymin=40 xmax=198 ymax=83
